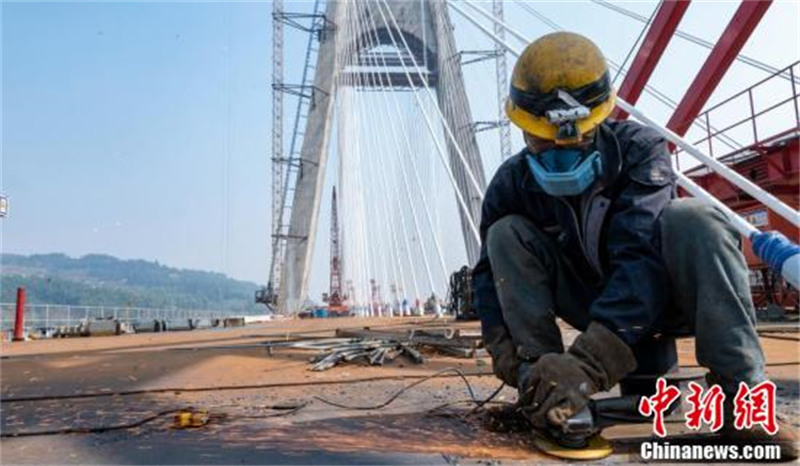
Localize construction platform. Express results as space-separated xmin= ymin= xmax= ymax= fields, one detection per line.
xmin=1 ymin=316 xmax=798 ymax=464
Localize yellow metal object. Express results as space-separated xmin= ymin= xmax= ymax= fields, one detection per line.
xmin=173 ymin=409 xmax=210 ymax=429
xmin=507 ymin=31 xmax=615 ymax=143
xmin=533 ymin=434 xmax=613 ymax=460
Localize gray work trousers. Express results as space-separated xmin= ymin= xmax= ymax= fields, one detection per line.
xmin=486 ymin=198 xmax=765 ymax=394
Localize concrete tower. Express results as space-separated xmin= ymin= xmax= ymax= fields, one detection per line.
xmin=278 ymin=0 xmax=487 ymax=314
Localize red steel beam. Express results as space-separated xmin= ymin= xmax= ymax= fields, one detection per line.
xmin=612 ymin=0 xmax=691 ymax=120
xmin=666 ymin=0 xmax=772 ymax=137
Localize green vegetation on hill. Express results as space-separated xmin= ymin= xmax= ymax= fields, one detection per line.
xmin=1 ymin=253 xmax=265 ymax=312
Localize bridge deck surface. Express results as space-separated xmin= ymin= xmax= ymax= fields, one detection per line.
xmin=1 ymin=316 xmax=797 ymax=464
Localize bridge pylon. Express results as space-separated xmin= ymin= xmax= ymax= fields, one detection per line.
xmin=278 ymin=0 xmax=487 ymax=315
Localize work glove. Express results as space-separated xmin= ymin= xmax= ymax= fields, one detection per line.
xmin=483 ymin=324 xmax=521 ymax=388
xmin=517 ymin=322 xmax=637 ymax=429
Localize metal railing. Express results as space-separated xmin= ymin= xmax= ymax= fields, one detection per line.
xmin=679 ymin=61 xmax=800 ymax=172
xmin=0 ymin=303 xmax=260 ymax=331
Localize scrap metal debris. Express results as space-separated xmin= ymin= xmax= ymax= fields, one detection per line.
xmin=167 ymin=325 xmax=487 ymax=372
xmin=309 ymin=342 xmax=410 ymax=371
xmin=276 ymin=326 xmax=485 ymax=371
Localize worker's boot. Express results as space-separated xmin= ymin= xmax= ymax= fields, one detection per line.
xmin=708 ymin=373 xmax=799 ymax=461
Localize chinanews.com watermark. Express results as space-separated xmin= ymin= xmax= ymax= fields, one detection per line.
xmin=632 ymin=378 xmax=785 ymax=462
xmin=639 ymin=442 xmax=781 ymax=461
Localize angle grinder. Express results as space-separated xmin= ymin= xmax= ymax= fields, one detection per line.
xmin=533 ymin=370 xmax=703 ymax=460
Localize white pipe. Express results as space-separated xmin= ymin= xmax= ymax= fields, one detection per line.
xmin=676 ymin=172 xmax=756 ymax=237
xmin=449 ymin=0 xmax=800 ymax=229
xmin=781 ymin=255 xmax=800 ymax=291
xmin=675 ymin=174 xmax=796 ymax=294
xmin=617 ymin=100 xmax=800 ymax=228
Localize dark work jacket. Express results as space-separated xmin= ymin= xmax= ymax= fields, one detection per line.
xmin=472 ymin=120 xmax=677 ymax=346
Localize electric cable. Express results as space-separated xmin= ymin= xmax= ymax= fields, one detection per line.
xmin=0 ymin=408 xmax=181 ymax=438
xmin=312 ymin=367 xmax=503 ymax=413
xmin=2 ymin=369 xmax=501 ymax=438
xmin=0 ymin=403 xmax=310 ymax=438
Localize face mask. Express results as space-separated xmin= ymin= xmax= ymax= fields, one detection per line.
xmin=526 ymin=148 xmax=604 ymax=197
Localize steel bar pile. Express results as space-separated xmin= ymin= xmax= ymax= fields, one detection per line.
xmin=280 ymin=326 xmax=485 ymax=371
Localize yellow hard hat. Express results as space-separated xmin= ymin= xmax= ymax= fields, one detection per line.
xmin=506 ymin=32 xmax=616 ymax=145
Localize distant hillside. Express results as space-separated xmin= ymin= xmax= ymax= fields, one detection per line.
xmin=0 ymin=253 xmax=265 ymax=312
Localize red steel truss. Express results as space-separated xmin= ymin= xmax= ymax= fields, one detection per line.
xmin=667 ymin=0 xmax=772 ymax=136
xmin=612 ymin=0 xmax=690 ymax=120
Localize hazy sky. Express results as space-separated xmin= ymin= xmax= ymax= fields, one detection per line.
xmin=1 ymin=0 xmax=798 ymax=304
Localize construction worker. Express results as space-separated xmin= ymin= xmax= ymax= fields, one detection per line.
xmin=473 ymin=31 xmax=795 ymax=454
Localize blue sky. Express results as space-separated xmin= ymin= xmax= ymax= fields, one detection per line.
xmin=1 ymin=1 xmax=798 ymax=304
xmin=2 ymin=1 xmax=280 ymax=284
